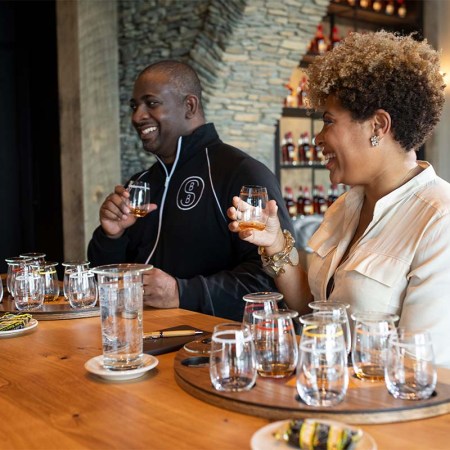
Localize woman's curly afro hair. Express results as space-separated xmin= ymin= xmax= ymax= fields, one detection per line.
xmin=306 ymin=30 xmax=446 ymax=151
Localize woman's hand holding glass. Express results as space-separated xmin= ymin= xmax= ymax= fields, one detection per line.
xmin=227 ymin=196 xmax=283 ymax=249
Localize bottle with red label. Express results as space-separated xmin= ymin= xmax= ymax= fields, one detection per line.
xmin=296 ymin=76 xmax=308 ymax=109
xmin=286 ymin=132 xmax=296 ymax=165
xmin=284 ymin=186 xmax=298 ymax=218
xmin=310 ymin=24 xmax=327 ymax=55
xmin=281 ymin=135 xmax=289 ymax=164
xmin=302 ymin=187 xmax=314 ymax=216
xmin=303 ymin=132 xmax=313 ymax=166
xmin=297 ymin=133 xmax=306 ymax=165
xmin=327 ymin=184 xmax=339 ymax=207
xmin=328 ymin=26 xmax=341 ymax=51
xmin=315 ymin=185 xmax=328 ymax=215
xmin=296 ymin=186 xmax=304 ymax=216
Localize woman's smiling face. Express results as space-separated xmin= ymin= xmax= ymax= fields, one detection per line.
xmin=316 ymin=95 xmax=377 ymax=186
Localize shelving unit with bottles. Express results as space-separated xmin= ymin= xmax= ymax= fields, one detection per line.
xmin=275 ymin=0 xmax=423 ymax=219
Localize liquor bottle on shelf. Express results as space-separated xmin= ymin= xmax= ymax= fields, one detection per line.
xmin=327 ymin=184 xmax=339 ymax=207
xmin=396 ymin=0 xmax=406 ymax=18
xmin=372 ymin=0 xmax=384 ymax=12
xmin=359 ymin=0 xmax=371 ymax=9
xmin=284 ymin=186 xmax=298 ymax=218
xmin=328 ymin=26 xmax=341 ymax=51
xmin=313 ymin=134 xmax=324 ymax=165
xmin=309 ymin=24 xmax=327 ymax=55
xmin=286 ymin=132 xmax=297 ymax=165
xmin=347 ymin=0 xmax=356 ymax=6
xmin=281 ymin=135 xmax=289 ymax=164
xmin=302 ymin=187 xmax=314 ymax=216
xmin=385 ymin=0 xmax=395 ymax=15
xmin=296 ymin=76 xmax=308 ymax=109
xmin=314 ymin=185 xmax=328 ymax=215
xmin=296 ymin=186 xmax=304 ymax=216
xmin=297 ymin=133 xmax=307 ymax=165
xmin=303 ymin=132 xmax=313 ymax=166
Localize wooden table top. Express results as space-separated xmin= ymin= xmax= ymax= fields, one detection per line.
xmin=0 ymin=308 xmax=449 ymax=449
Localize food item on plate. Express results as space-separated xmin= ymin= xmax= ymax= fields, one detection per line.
xmin=273 ymin=419 xmax=362 ymax=449
xmin=0 ymin=313 xmax=32 ymax=331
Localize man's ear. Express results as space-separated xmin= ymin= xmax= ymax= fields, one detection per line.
xmin=372 ymin=109 xmax=391 ymax=139
xmin=184 ymin=95 xmax=199 ymax=119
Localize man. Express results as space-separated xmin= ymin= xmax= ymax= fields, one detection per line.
xmin=88 ymin=60 xmax=293 ymax=321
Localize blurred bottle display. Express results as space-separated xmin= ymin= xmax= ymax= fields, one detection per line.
xmin=328 ymin=26 xmax=341 ymax=51
xmin=385 ymin=0 xmax=395 ymax=15
xmin=359 ymin=0 xmax=371 ymax=9
xmin=372 ymin=0 xmax=383 ymax=12
xmin=282 ymin=184 xmax=348 ymax=218
xmin=309 ymin=24 xmax=327 ymax=55
xmin=396 ymin=0 xmax=407 ymax=18
xmin=284 ymin=186 xmax=298 ymax=218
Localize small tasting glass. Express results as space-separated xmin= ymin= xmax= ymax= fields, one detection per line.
xmin=351 ymin=311 xmax=399 ymax=381
xmin=242 ymin=291 xmax=282 ymax=335
xmin=385 ymin=329 xmax=437 ymax=400
xmin=5 ymin=256 xmax=32 ymax=297
xmin=209 ymin=323 xmax=256 ymax=392
xmin=14 ymin=268 xmax=45 ymax=311
xmin=308 ymin=300 xmax=351 ymax=354
xmin=297 ymin=314 xmax=348 ymax=407
xmin=62 ymin=261 xmax=90 ymax=299
xmin=68 ymin=270 xmax=98 ymax=309
xmin=236 ymin=185 xmax=269 ymax=231
xmin=34 ymin=261 xmax=60 ymax=303
xmin=253 ymin=309 xmax=299 ymax=378
xmin=20 ymin=252 xmax=46 ymax=265
xmin=127 ymin=180 xmax=151 ymax=217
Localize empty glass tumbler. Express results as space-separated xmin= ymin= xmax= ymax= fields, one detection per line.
xmin=351 ymin=311 xmax=399 ymax=381
xmin=297 ymin=314 xmax=348 ymax=407
xmin=385 ymin=329 xmax=437 ymax=400
xmin=308 ymin=301 xmax=351 ymax=354
xmin=68 ymin=270 xmax=98 ymax=309
xmin=62 ymin=261 xmax=90 ymax=299
xmin=6 ymin=256 xmax=32 ymax=296
xmin=209 ymin=323 xmax=256 ymax=392
xmin=14 ymin=268 xmax=45 ymax=311
xmin=242 ymin=291 xmax=282 ymax=334
xmin=253 ymin=309 xmax=299 ymax=378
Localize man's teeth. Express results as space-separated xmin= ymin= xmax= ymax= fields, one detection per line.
xmin=325 ymin=153 xmax=336 ymax=161
xmin=142 ymin=126 xmax=157 ymax=135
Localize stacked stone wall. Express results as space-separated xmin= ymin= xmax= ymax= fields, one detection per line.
xmin=118 ymin=0 xmax=328 ymax=180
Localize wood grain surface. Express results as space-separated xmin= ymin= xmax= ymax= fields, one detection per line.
xmin=0 ymin=308 xmax=449 ymax=449
xmin=175 ymin=349 xmax=450 ymax=424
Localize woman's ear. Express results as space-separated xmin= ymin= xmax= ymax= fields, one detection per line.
xmin=372 ymin=109 xmax=391 ymax=139
xmin=184 ymin=94 xmax=199 ymax=119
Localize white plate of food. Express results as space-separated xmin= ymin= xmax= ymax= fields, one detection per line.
xmin=85 ymin=353 xmax=159 ymax=381
xmin=0 ymin=317 xmax=38 ymax=338
xmin=251 ymin=418 xmax=377 ymax=450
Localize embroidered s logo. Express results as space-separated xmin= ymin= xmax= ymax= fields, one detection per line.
xmin=177 ymin=176 xmax=205 ymax=210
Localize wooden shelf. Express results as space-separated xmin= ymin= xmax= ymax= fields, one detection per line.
xmin=282 ymin=107 xmax=322 ymax=119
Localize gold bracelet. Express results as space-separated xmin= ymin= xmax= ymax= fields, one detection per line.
xmin=258 ymin=230 xmax=299 ymax=277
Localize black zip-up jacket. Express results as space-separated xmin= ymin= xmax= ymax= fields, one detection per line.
xmin=88 ymin=123 xmax=293 ymax=321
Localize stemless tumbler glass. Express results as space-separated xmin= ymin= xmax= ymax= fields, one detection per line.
xmin=385 ymin=329 xmax=437 ymax=400
xmin=297 ymin=313 xmax=348 ymax=407
xmin=209 ymin=323 xmax=256 ymax=392
xmin=253 ymin=309 xmax=299 ymax=378
xmin=62 ymin=261 xmax=90 ymax=299
xmin=68 ymin=270 xmax=98 ymax=309
xmin=308 ymin=301 xmax=351 ymax=354
xmin=242 ymin=291 xmax=282 ymax=334
xmin=6 ymin=256 xmax=32 ymax=296
xmin=236 ymin=185 xmax=269 ymax=231
xmin=14 ymin=268 xmax=45 ymax=311
xmin=127 ymin=180 xmax=151 ymax=217
xmin=351 ymin=311 xmax=399 ymax=381
xmin=34 ymin=261 xmax=60 ymax=302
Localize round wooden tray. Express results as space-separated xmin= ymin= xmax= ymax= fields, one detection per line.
xmin=0 ymin=296 xmax=99 ymax=320
xmin=174 ymin=349 xmax=450 ymax=424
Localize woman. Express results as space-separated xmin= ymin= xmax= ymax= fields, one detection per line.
xmin=228 ymin=31 xmax=450 ymax=367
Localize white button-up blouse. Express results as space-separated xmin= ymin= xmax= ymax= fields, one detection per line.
xmin=307 ymin=161 xmax=450 ymax=367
